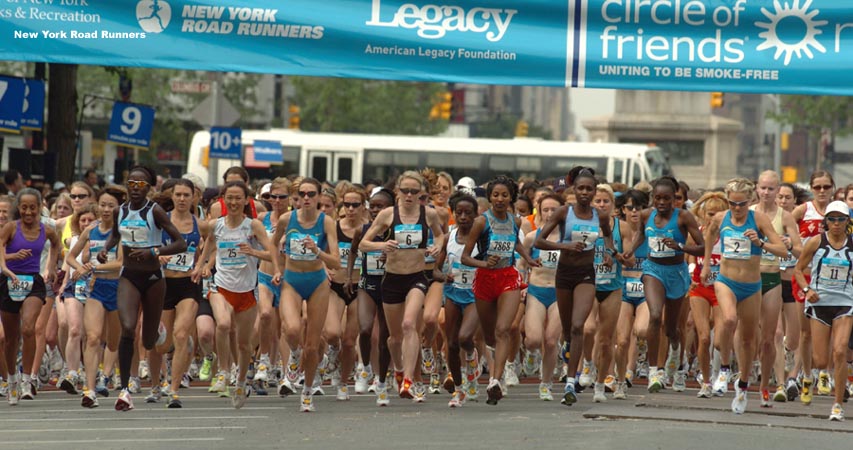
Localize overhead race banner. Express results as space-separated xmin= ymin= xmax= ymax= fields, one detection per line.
xmin=0 ymin=0 xmax=851 ymax=94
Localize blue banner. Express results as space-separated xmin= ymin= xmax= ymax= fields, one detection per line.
xmin=0 ymin=1 xmax=852 ymax=94
xmin=21 ymin=79 xmax=45 ymax=131
xmin=209 ymin=127 xmax=242 ymax=160
xmin=0 ymin=76 xmax=25 ymax=133
xmin=107 ymin=102 xmax=155 ymax=149
xmin=252 ymin=140 xmax=282 ymax=163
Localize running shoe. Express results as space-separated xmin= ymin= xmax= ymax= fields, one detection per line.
xmin=60 ymin=372 xmax=78 ymax=395
xmin=625 ymin=370 xmax=634 ymax=388
xmin=818 ymin=370 xmax=832 ymax=396
xmin=604 ymin=375 xmax=616 ymax=392
xmin=504 ymin=362 xmax=520 ymax=387
xmin=96 ymin=375 xmax=110 ymax=397
xmin=732 ymin=381 xmax=748 ymax=414
xmin=325 ymin=347 xmax=340 ymax=381
xmin=209 ymin=372 xmax=228 ymax=395
xmin=421 ymin=347 xmax=435 ymax=374
xmin=786 ymin=377 xmax=799 ymax=402
xmin=251 ymin=379 xmax=267 ymax=396
xmin=145 ymin=386 xmax=162 ymax=403
xmin=465 ymin=350 xmax=481 ymax=382
xmin=254 ymin=355 xmax=271 ymax=383
xmin=139 ymin=360 xmax=150 ymax=380
xmin=697 ymin=383 xmax=713 ymax=399
xmin=112 ymin=372 xmax=122 ymax=391
xmin=413 ymin=382 xmax=427 ymax=403
xmin=637 ymin=361 xmax=649 ymax=379
xmin=784 ymin=346 xmax=795 ymax=373
xmin=578 ymin=360 xmax=595 ymax=387
xmin=20 ymin=380 xmax=34 ymax=400
xmin=443 ymin=373 xmax=455 ymax=393
xmin=465 ymin=380 xmax=480 ymax=402
xmin=376 ymin=383 xmax=390 ymax=407
xmin=562 ymin=379 xmax=577 ymax=405
xmin=0 ymin=379 xmax=7 ymax=397
xmin=188 ymin=359 xmax=200 ymax=380
xmin=486 ymin=378 xmax=503 ymax=405
xmin=7 ymin=381 xmax=18 ymax=406
xmin=300 ymin=392 xmax=315 ymax=412
xmin=311 ymin=375 xmax=325 ymax=396
xmin=673 ymin=370 xmax=687 ymax=392
xmin=801 ymin=378 xmax=813 ymax=405
xmin=539 ymin=382 xmax=554 ymax=401
xmin=156 ymin=322 xmax=167 ymax=347
xmin=713 ymin=369 xmax=731 ymax=396
xmin=81 ymin=389 xmax=99 ymax=408
xmin=336 ymin=384 xmax=350 ymax=401
xmin=648 ymin=369 xmax=665 ymax=393
xmin=278 ymin=378 xmax=296 ymax=397
xmin=429 ymin=373 xmax=441 ymax=395
xmin=830 ymin=403 xmax=845 ymax=421
xmin=128 ymin=377 xmax=142 ymax=394
xmin=560 ymin=341 xmax=571 ymax=364
xmin=613 ymin=381 xmax=628 ymax=400
xmin=167 ymin=393 xmax=183 ymax=409
xmin=115 ymin=388 xmax=134 ymax=411
xmin=355 ymin=364 xmax=372 ymax=394
xmin=760 ymin=388 xmax=772 ymax=408
xmin=749 ymin=360 xmax=761 ymax=385
xmin=774 ymin=384 xmax=787 ymax=402
xmin=593 ymin=382 xmax=607 ymax=403
xmin=368 ymin=378 xmax=378 ymax=393
xmin=664 ymin=344 xmax=680 ymax=380
xmin=181 ymin=373 xmax=191 ymax=389
xmin=232 ymin=386 xmax=248 ymax=409
xmin=399 ymin=377 xmax=414 ymax=399
xmin=448 ymin=390 xmax=465 ymax=407
xmin=199 ymin=353 xmax=215 ymax=382
xmin=524 ymin=350 xmax=541 ymax=377
xmin=393 ymin=371 xmax=403 ymax=391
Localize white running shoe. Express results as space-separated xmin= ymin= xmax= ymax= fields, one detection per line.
xmin=300 ymin=392 xmax=315 ymax=412
xmin=613 ymin=382 xmax=628 ymax=400
xmin=81 ymin=388 xmax=99 ymax=408
xmin=20 ymin=380 xmax=34 ymax=400
xmin=156 ymin=322 xmax=167 ymax=347
xmin=732 ymin=381 xmax=748 ymax=414
xmin=209 ymin=372 xmax=228 ymax=394
xmin=254 ymin=354 xmax=271 ymax=382
xmin=375 ymin=383 xmax=390 ymax=407
xmin=579 ymin=360 xmax=595 ymax=387
xmin=232 ymin=385 xmax=248 ymax=409
xmin=713 ymin=369 xmax=731 ymax=397
xmin=593 ymin=382 xmax=607 ymax=403
xmin=354 ymin=364 xmax=372 ymax=394
xmin=665 ymin=344 xmax=680 ymax=380
xmin=336 ymin=384 xmax=350 ymax=401
xmin=278 ymin=378 xmax=296 ymax=397
xmin=285 ymin=350 xmax=301 ymax=383
xmin=465 ymin=350 xmax=481 ymax=382
xmin=421 ymin=347 xmax=435 ymax=375
xmin=830 ymin=403 xmax=845 ymax=421
xmin=648 ymin=369 xmax=665 ymax=393
xmin=139 ymin=360 xmax=150 ymax=380
xmin=7 ymin=381 xmax=19 ymax=406
xmin=368 ymin=378 xmax=378 ymax=394
xmin=524 ymin=350 xmax=541 ymax=377
xmin=413 ymin=382 xmax=427 ymax=403
xmin=128 ymin=377 xmax=142 ymax=394
xmin=673 ymin=370 xmax=687 ymax=392
xmin=145 ymin=386 xmax=162 ymax=403
xmin=504 ymin=362 xmax=520 ymax=387
xmin=448 ymin=390 xmax=465 ymax=407
xmin=466 ymin=379 xmax=480 ymax=402
xmin=697 ymin=383 xmax=713 ymax=399
xmin=115 ymin=388 xmax=134 ymax=411
xmin=429 ymin=373 xmax=441 ymax=395
xmin=539 ymin=382 xmax=553 ymax=401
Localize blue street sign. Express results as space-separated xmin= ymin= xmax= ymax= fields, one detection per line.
xmin=209 ymin=127 xmax=242 ymax=160
xmin=21 ymin=79 xmax=45 ymax=131
xmin=252 ymin=140 xmax=282 ymax=164
xmin=0 ymin=76 xmax=25 ymax=133
xmin=107 ymin=102 xmax=155 ymax=149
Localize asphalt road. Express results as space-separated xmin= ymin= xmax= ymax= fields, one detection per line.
xmin=2 ymin=382 xmax=851 ymax=450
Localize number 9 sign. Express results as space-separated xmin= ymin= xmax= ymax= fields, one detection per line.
xmin=107 ymin=102 xmax=155 ymax=150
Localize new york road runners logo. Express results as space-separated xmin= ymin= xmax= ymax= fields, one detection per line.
xmin=755 ymin=0 xmax=827 ymax=66
xmin=137 ymin=0 xmax=172 ymax=33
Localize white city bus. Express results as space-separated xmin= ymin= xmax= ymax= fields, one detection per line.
xmin=187 ymin=129 xmax=672 ymax=187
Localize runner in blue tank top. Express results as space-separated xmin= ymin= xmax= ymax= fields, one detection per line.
xmin=534 ymin=167 xmax=618 ymax=406
xmin=794 ymin=200 xmax=853 ymax=421
xmin=623 ymin=176 xmax=704 ymax=395
xmin=702 ymin=178 xmax=787 ymax=414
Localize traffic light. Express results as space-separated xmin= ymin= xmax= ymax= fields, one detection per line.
xmin=710 ymin=92 xmax=725 ymax=109
xmin=288 ymin=105 xmax=300 ymax=129
xmin=429 ymin=92 xmax=453 ymax=121
xmin=515 ymin=119 xmax=529 ymax=137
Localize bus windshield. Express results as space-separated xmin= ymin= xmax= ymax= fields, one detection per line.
xmin=646 ymin=148 xmax=671 ymax=178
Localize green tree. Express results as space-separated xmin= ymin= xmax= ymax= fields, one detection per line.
xmin=771 ymin=95 xmax=853 ymax=168
xmin=290 ymin=77 xmax=448 ymax=135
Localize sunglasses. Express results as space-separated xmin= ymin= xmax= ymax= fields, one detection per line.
xmin=812 ymin=184 xmax=834 ymax=192
xmin=826 ymin=216 xmax=848 ymax=223
xmin=343 ymin=201 xmax=362 ymax=209
xmin=399 ymin=188 xmax=420 ymax=196
xmin=728 ymin=200 xmax=749 ymax=208
xmin=418 ymin=195 xmax=429 ymax=201
xmin=623 ymin=204 xmax=641 ymax=211
xmin=69 ymin=194 xmax=89 ymax=200
xmin=126 ymin=180 xmax=149 ymax=189
xmin=269 ymin=194 xmax=289 ymax=200
xmin=298 ymin=191 xmax=318 ymax=198
xmin=675 ymin=195 xmax=685 ymax=201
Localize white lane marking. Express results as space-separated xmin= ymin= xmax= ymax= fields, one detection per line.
xmin=0 ymin=426 xmax=246 ymax=433
xmin=0 ymin=438 xmax=224 ymax=445
xmin=0 ymin=416 xmax=268 ymax=422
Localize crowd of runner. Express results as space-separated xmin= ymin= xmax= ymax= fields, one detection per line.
xmin=0 ymin=164 xmax=851 ymax=421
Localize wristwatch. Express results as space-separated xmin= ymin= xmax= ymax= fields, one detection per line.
xmin=153 ymin=247 xmax=161 ymax=257
xmin=802 ymin=286 xmax=810 ymax=294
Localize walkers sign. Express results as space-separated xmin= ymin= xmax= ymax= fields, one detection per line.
xmin=0 ymin=0 xmax=851 ymax=95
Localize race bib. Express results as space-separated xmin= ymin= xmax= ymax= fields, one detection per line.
xmin=488 ymin=234 xmax=515 ymax=258
xmin=339 ymin=242 xmax=352 ymax=269
xmin=74 ymin=276 xmax=91 ymax=301
xmin=722 ymin=232 xmax=751 ymax=260
xmin=425 ymin=236 xmax=435 ymax=263
xmin=202 ymin=277 xmax=213 ymax=298
xmin=541 ymin=250 xmax=560 ymax=269
xmin=217 ymin=241 xmax=248 ymax=268
xmin=120 ymin=219 xmax=149 ymax=248
xmin=706 ymin=264 xmax=721 ymax=285
xmin=89 ymin=239 xmax=117 ymax=266
xmin=648 ymin=233 xmax=675 ymax=258
xmin=288 ymin=233 xmax=318 ymax=261
xmin=570 ymin=224 xmax=598 ymax=251
xmin=395 ymin=224 xmax=423 ymax=249
xmin=780 ymin=253 xmax=797 ymax=270
xmin=594 ymin=239 xmax=615 ymax=285
xmin=8 ymin=275 xmax=34 ymax=302
xmin=625 ymin=278 xmax=644 ymax=299
xmin=166 ymin=245 xmax=196 ymax=272
xmin=365 ymin=251 xmax=386 ymax=276
xmin=451 ymin=261 xmax=475 ymax=289
xmin=818 ymin=257 xmax=849 ymax=288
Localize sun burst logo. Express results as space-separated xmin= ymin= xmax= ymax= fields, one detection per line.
xmin=755 ymin=0 xmax=827 ymax=66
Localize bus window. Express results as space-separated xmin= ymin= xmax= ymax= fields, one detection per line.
xmin=426 ymin=152 xmax=482 ymax=182
xmin=282 ymin=146 xmax=300 ymax=176
xmin=365 ymin=150 xmax=420 ymax=181
xmin=632 ymin=160 xmax=643 ymax=187
xmin=612 ymin=158 xmax=625 ymax=184
xmin=337 ymin=156 xmax=353 ymax=181
xmin=311 ymin=154 xmax=329 ymax=181
xmin=645 ymin=148 xmax=671 ymax=177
